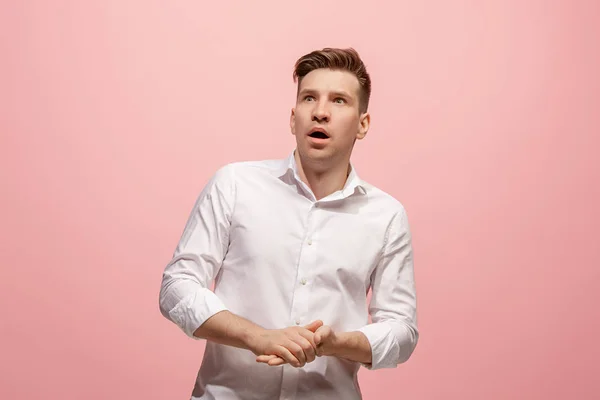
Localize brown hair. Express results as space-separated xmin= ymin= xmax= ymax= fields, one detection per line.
xmin=293 ymin=47 xmax=371 ymax=113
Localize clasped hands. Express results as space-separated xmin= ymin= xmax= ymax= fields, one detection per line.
xmin=251 ymin=320 xmax=338 ymax=368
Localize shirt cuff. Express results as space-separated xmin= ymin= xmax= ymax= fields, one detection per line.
xmin=356 ymin=322 xmax=400 ymax=370
xmin=168 ymin=288 xmax=228 ymax=339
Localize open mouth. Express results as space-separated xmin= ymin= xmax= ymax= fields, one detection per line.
xmin=309 ymin=130 xmax=330 ymax=139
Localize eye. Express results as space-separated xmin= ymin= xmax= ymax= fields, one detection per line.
xmin=334 ymin=98 xmax=346 ymax=104
xmin=304 ymin=95 xmax=315 ymax=102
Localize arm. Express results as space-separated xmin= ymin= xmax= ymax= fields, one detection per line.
xmin=257 ymin=325 xmax=373 ymax=366
xmin=158 ymin=165 xmax=320 ymax=367
xmin=258 ymin=208 xmax=418 ymax=368
xmin=158 ymin=165 xmax=235 ymax=339
xmin=355 ymin=207 xmax=419 ymax=369
xmin=258 ymin=208 xmax=417 ymax=368
xmin=316 ymin=329 xmax=372 ymax=364
xmin=192 ymin=309 xmax=264 ymax=349
xmin=198 ymin=310 xmax=324 ymax=367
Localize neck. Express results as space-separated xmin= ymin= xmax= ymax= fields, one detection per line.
xmin=294 ymin=150 xmax=351 ymax=200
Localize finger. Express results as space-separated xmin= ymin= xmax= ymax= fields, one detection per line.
xmin=268 ymin=357 xmax=286 ymax=366
xmin=286 ymin=340 xmax=306 ymax=367
xmin=275 ymin=345 xmax=301 ymax=368
xmin=257 ymin=354 xmax=287 ymax=366
xmin=314 ymin=326 xmax=332 ymax=345
xmin=314 ymin=332 xmax=321 ymax=346
xmin=315 ymin=325 xmax=331 ymax=336
xmin=303 ymin=320 xmax=324 ymax=332
xmin=296 ymin=328 xmax=318 ymax=350
xmin=315 ymin=343 xmax=324 ymax=357
xmin=293 ymin=335 xmax=316 ymax=363
xmin=256 ymin=355 xmax=279 ymax=363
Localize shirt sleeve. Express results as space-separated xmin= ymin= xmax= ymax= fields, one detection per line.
xmin=356 ymin=207 xmax=419 ymax=369
xmin=158 ymin=164 xmax=236 ymax=339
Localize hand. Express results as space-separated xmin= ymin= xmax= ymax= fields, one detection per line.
xmin=256 ymin=324 xmax=339 ymax=366
xmin=313 ymin=325 xmax=339 ymax=357
xmin=248 ymin=320 xmax=323 ymax=368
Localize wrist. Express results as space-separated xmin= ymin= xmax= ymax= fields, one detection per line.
xmin=240 ymin=325 xmax=266 ymax=352
xmin=331 ymin=331 xmax=372 ymax=364
xmin=332 ymin=332 xmax=350 ymax=356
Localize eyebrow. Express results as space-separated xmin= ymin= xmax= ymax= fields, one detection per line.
xmin=298 ymin=88 xmax=354 ymax=99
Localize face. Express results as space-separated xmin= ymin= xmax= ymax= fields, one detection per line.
xmin=290 ymin=68 xmax=370 ymax=167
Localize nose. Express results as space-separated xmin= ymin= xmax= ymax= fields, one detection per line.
xmin=311 ymin=101 xmax=330 ymax=123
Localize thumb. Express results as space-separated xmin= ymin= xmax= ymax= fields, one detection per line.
xmin=314 ymin=331 xmax=322 ymax=346
xmin=304 ymin=320 xmax=324 ymax=332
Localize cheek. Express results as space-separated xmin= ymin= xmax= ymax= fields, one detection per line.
xmin=295 ymin=110 xmax=312 ymax=128
xmin=295 ymin=106 xmax=311 ymax=120
xmin=336 ymin=114 xmax=360 ymax=134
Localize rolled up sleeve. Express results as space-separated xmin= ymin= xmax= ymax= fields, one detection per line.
xmin=158 ymin=164 xmax=236 ymax=339
xmin=357 ymin=207 xmax=419 ymax=369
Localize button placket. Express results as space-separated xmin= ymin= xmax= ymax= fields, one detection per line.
xmin=291 ymin=204 xmax=317 ymax=328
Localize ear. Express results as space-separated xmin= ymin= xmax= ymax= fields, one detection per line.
xmin=356 ymin=112 xmax=370 ymax=140
xmin=290 ymin=108 xmax=296 ymax=135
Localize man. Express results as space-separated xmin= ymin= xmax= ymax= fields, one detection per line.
xmin=159 ymin=47 xmax=418 ymax=400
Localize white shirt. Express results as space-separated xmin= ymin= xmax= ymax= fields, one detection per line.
xmin=159 ymin=151 xmax=418 ymax=400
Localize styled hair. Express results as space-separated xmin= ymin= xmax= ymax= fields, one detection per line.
xmin=293 ymin=47 xmax=371 ymax=113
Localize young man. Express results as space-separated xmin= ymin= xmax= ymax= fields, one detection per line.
xmin=159 ymin=47 xmax=418 ymax=400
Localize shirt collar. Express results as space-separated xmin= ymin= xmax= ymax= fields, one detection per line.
xmin=277 ymin=150 xmax=367 ymax=200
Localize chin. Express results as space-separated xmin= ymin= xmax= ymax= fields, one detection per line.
xmin=302 ymin=147 xmax=338 ymax=164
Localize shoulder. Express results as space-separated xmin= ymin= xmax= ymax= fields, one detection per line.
xmin=361 ymin=179 xmax=409 ymax=218
xmin=209 ymin=157 xmax=286 ymax=185
xmin=215 ymin=159 xmax=285 ymax=179
xmin=359 ymin=179 xmax=412 ymax=241
xmin=359 ymin=183 xmax=414 ymax=252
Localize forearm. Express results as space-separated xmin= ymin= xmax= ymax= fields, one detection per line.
xmin=357 ymin=320 xmax=418 ymax=369
xmin=332 ymin=331 xmax=373 ymax=365
xmin=193 ymin=310 xmax=265 ymax=352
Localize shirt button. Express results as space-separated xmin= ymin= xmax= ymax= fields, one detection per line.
xmin=295 ymin=320 xmax=300 ymax=325
xmin=307 ymin=238 xmax=312 ymax=245
xmin=300 ymin=278 xmax=307 ymax=285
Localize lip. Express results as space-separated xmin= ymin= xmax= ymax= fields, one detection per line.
xmin=307 ymin=127 xmax=331 ymax=141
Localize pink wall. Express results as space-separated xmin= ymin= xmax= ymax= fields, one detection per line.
xmin=1 ymin=1 xmax=599 ymax=399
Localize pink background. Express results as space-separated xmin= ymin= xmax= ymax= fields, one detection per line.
xmin=1 ymin=1 xmax=599 ymax=399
